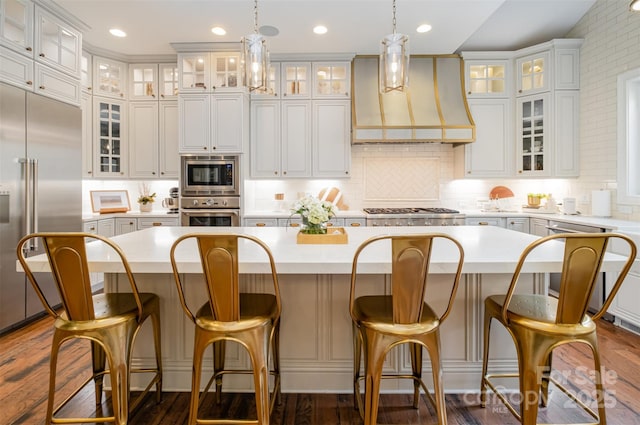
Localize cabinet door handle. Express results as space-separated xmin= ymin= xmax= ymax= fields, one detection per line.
xmin=152 ymin=222 xmax=162 ymax=226
xmin=478 ymin=222 xmax=489 ymax=225
xmin=350 ymin=223 xmax=361 ymax=227
xmin=289 ymin=223 xmax=300 ymax=227
xmin=256 ymin=223 xmax=266 ymax=227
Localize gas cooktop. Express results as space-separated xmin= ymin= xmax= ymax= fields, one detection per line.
xmin=363 ymin=207 xmax=460 ymax=215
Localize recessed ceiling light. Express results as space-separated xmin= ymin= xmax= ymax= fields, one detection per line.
xmin=416 ymin=24 xmax=432 ymax=33
xmin=211 ymin=27 xmax=226 ymax=36
xmin=109 ymin=28 xmax=127 ymax=38
xmin=259 ymin=25 xmax=279 ymax=37
xmin=313 ymin=25 xmax=328 ymax=35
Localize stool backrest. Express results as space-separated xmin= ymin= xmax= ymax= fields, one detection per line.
xmin=170 ymin=233 xmax=281 ymax=323
xmin=17 ymin=232 xmax=144 ymax=321
xmin=350 ymin=234 xmax=465 ymax=325
xmin=502 ymin=233 xmax=637 ymax=324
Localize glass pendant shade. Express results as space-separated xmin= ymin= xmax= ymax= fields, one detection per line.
xmin=243 ymin=33 xmax=269 ymax=91
xmin=380 ymin=33 xmax=409 ymax=93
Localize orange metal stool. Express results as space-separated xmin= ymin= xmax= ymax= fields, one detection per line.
xmin=17 ymin=232 xmax=163 ymax=425
xmin=170 ymin=233 xmax=281 ymax=425
xmin=480 ymin=232 xmax=637 ymax=425
xmin=349 ymin=234 xmax=465 ymax=425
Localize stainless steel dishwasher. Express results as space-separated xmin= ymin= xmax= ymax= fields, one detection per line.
xmin=545 ymin=220 xmax=611 ymax=319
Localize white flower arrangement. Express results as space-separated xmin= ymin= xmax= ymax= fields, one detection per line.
xmin=290 ymin=195 xmax=336 ymax=234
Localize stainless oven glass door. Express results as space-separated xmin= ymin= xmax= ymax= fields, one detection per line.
xmin=181 ymin=210 xmax=240 ymax=227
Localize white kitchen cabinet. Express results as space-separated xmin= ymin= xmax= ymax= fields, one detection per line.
xmin=312 ymin=99 xmax=350 ymax=177
xmin=250 ymin=99 xmax=311 ymax=178
xmin=93 ymin=96 xmax=127 ymax=177
xmin=529 ymin=218 xmax=549 ymax=237
xmin=34 ymin=5 xmax=81 ymax=78
xmin=454 ymin=98 xmax=512 ymax=178
xmin=0 ymin=0 xmax=33 ymax=56
xmin=115 ymin=217 xmax=137 ymax=235
xmin=178 ymin=52 xmax=243 ymax=93
xmin=80 ymin=50 xmax=91 ymax=92
xmin=463 ymin=58 xmax=510 ymax=98
xmin=33 ymin=61 xmax=80 ymax=104
xmin=129 ymin=100 xmax=178 ymax=178
xmin=516 ymin=93 xmax=550 ymax=176
xmin=138 ymin=216 xmax=179 ymax=229
xmin=158 ymin=63 xmax=178 ymax=99
xmin=553 ymin=90 xmax=580 ymax=177
xmin=281 ymin=62 xmax=310 ymax=99
xmin=128 ymin=101 xmax=159 ymax=177
xmin=312 ymin=62 xmax=350 ymax=98
xmin=129 ymin=63 xmax=158 ymax=100
xmin=465 ymin=217 xmax=506 ymax=227
xmin=608 ymin=236 xmax=640 ymax=333
xmin=81 ymin=91 xmax=93 ymax=177
xmin=516 ymin=51 xmax=549 ymax=96
xmin=159 ymin=101 xmax=179 ymax=177
xmin=244 ymin=218 xmax=278 ymax=227
xmin=93 ymin=56 xmax=127 ymax=99
xmin=506 ymin=217 xmax=530 ymax=233
xmin=0 ymin=43 xmax=33 ymax=89
xmin=178 ymin=92 xmax=247 ymax=153
xmin=83 ymin=218 xmax=114 ymax=290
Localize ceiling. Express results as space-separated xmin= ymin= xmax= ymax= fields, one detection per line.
xmin=55 ymin=0 xmax=597 ymax=58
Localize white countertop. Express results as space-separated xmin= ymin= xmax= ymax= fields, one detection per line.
xmin=83 ymin=211 xmax=180 ymax=220
xmin=23 ymin=226 xmax=631 ymax=276
xmin=242 ymin=210 xmax=367 ymax=219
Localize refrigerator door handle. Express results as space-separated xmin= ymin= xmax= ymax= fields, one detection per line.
xmin=32 ymin=159 xmax=39 ymax=250
xmin=18 ymin=158 xmax=37 ymax=252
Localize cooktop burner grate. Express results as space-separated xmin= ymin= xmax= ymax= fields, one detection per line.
xmin=363 ymin=207 xmax=460 ymax=214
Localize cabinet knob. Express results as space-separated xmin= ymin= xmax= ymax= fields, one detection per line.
xmin=39 ymin=53 xmax=45 ymax=57
xmin=203 ymin=147 xmax=207 ymax=150
xmin=160 ymin=94 xmax=165 ymax=98
xmin=26 ymin=46 xmax=32 ymax=52
xmin=152 ymin=172 xmax=156 ymax=175
xmin=87 ymin=171 xmax=92 ymax=174
xmin=518 ymin=89 xmax=523 ymax=93
xmin=468 ymin=91 xmax=472 ymax=95
xmin=26 ymin=80 xmax=33 ymax=85
xmin=160 ymin=171 xmax=165 ymax=175
xmin=283 ymin=171 xmax=287 ymax=175
xmin=120 ymin=93 xmax=124 ymax=97
xmin=274 ymin=171 xmax=278 ymax=175
xmin=88 ymin=87 xmax=92 ymax=91
xmin=39 ymin=85 xmax=45 ymax=90
xmin=344 ymin=171 xmax=349 ymax=175
xmin=518 ymin=170 xmax=523 ymax=174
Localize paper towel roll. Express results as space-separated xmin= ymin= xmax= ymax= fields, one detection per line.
xmin=591 ymin=190 xmax=611 ymax=217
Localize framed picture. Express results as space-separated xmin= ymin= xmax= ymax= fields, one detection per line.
xmin=90 ymin=190 xmax=131 ymax=213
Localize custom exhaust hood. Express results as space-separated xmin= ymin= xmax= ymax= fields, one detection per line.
xmin=352 ymin=55 xmax=475 ymax=144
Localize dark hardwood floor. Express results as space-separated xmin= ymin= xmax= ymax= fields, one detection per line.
xmin=2 ymin=315 xmax=640 ymax=425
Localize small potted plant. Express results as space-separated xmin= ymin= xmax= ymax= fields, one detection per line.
xmin=290 ymin=195 xmax=336 ymax=234
xmin=137 ymin=183 xmax=156 ymax=212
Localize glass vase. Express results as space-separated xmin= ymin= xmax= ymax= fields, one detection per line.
xmin=301 ymin=217 xmax=327 ymax=234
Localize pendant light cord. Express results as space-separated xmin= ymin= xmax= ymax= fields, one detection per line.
xmin=254 ymin=0 xmax=259 ymax=34
xmin=392 ymin=0 xmax=397 ymax=35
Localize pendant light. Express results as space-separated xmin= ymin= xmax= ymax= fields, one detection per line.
xmin=242 ymin=0 xmax=269 ymax=91
xmin=631 ymin=0 xmax=640 ymax=11
xmin=380 ymin=0 xmax=409 ymax=93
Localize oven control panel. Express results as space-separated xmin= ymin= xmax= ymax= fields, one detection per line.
xmin=180 ymin=196 xmax=240 ymax=209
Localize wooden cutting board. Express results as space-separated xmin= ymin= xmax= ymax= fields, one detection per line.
xmin=318 ymin=187 xmax=348 ymax=210
xmin=489 ymin=186 xmax=514 ymax=199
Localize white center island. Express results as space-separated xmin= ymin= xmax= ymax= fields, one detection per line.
xmin=23 ymin=225 xmax=630 ymax=393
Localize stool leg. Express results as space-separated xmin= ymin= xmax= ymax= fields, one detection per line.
xmin=46 ymin=331 xmax=64 ymax=424
xmin=516 ymin=330 xmax=546 ymax=425
xmin=189 ymin=330 xmax=207 ymax=425
xmin=589 ymin=339 xmax=607 ymax=425
xmin=480 ymin=313 xmax=493 ymax=408
xmin=409 ymin=342 xmax=423 ymax=409
xmin=246 ymin=326 xmax=271 ymax=425
xmin=424 ymin=332 xmax=447 ymax=425
xmin=540 ymin=351 xmax=553 ymax=408
xmin=213 ymin=340 xmax=226 ymax=404
xmin=151 ymin=307 xmax=163 ymax=402
xmin=352 ymin=322 xmax=363 ymax=411
xmin=363 ymin=329 xmax=386 ymax=425
xmin=91 ymin=340 xmax=107 ymax=406
xmin=271 ymin=319 xmax=282 ymax=405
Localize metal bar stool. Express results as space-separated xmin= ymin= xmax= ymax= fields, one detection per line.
xmin=349 ymin=234 xmax=465 ymax=425
xmin=170 ymin=233 xmax=282 ymax=425
xmin=480 ymin=233 xmax=637 ymax=425
xmin=16 ymin=232 xmax=163 ymax=425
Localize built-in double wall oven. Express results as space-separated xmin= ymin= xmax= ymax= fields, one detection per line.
xmin=180 ymin=155 xmax=241 ymax=226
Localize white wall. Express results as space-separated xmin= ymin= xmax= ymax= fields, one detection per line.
xmin=566 ymin=0 xmax=640 ymax=221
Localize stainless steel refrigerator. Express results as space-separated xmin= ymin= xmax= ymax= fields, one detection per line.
xmin=0 ymin=82 xmax=82 ymax=332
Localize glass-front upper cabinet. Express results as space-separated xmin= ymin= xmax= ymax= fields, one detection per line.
xmin=34 ymin=5 xmax=81 ymax=77
xmin=0 ymin=0 xmax=33 ymax=56
xmin=251 ymin=62 xmax=280 ymax=98
xmin=80 ymin=50 xmax=92 ymax=92
xmin=211 ymin=52 xmax=242 ymax=91
xmin=129 ymin=63 xmax=158 ymax=100
xmin=94 ymin=97 xmax=127 ymax=177
xmin=179 ymin=52 xmax=209 ymax=92
xmin=516 ymin=51 xmax=550 ymax=96
xmin=282 ymin=62 xmax=310 ymax=98
xmin=93 ymin=56 xmax=127 ymax=98
xmin=517 ymin=94 xmax=549 ymax=176
xmin=312 ymin=62 xmax=350 ymax=98
xmin=464 ymin=60 xmax=509 ymax=98
xmin=159 ymin=63 xmax=178 ymax=99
